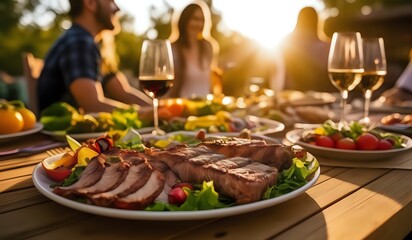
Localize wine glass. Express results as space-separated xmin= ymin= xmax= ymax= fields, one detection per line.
xmin=359 ymin=37 xmax=387 ymax=125
xmin=139 ymin=39 xmax=175 ymax=135
xmin=328 ymin=32 xmax=364 ymax=125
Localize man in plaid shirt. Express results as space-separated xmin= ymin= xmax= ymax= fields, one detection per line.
xmin=38 ymin=0 xmax=151 ymax=113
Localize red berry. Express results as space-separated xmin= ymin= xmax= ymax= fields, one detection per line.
xmin=316 ymin=135 xmax=335 ymax=148
xmin=336 ymin=138 xmax=357 ymax=150
xmin=168 ymin=187 xmax=187 ymax=205
xmin=377 ymin=139 xmax=393 ymax=150
xmin=357 ymin=133 xmax=379 ymax=150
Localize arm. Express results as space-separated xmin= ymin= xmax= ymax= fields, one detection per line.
xmin=70 ymin=78 xmax=130 ymax=113
xmin=104 ymin=72 xmax=152 ymax=106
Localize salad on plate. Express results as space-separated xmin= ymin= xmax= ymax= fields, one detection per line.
xmin=33 ymin=129 xmax=319 ymax=218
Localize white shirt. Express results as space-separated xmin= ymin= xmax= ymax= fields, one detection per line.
xmin=396 ymin=59 xmax=412 ymax=92
xmin=179 ymin=57 xmax=211 ymax=98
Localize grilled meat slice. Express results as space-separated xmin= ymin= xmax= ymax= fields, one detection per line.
xmin=200 ymin=137 xmax=293 ymax=170
xmin=53 ymin=156 xmax=106 ymax=198
xmin=89 ymin=161 xmax=153 ymax=206
xmin=151 ymin=146 xmax=278 ymax=204
xmin=115 ymin=170 xmax=165 ymax=210
xmin=76 ymin=161 xmax=130 ymax=196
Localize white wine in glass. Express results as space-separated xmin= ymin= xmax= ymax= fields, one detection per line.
xmin=358 ymin=37 xmax=386 ymax=124
xmin=328 ymin=32 xmax=364 ymax=124
xmin=139 ymin=39 xmax=175 ymax=135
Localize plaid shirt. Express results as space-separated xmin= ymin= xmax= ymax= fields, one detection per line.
xmin=37 ymin=24 xmax=101 ymax=111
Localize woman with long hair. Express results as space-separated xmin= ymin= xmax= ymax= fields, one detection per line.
xmin=166 ymin=0 xmax=220 ymax=98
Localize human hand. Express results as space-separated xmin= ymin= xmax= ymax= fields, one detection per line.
xmin=381 ymin=87 xmax=412 ymax=106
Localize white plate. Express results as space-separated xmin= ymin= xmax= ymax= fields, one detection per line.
xmin=141 ymin=130 xmax=281 ymax=144
xmin=41 ymin=130 xmax=107 ymax=141
xmin=32 ymin=148 xmax=319 ymax=221
xmin=41 ymin=127 xmax=155 ymax=141
xmin=0 ymin=122 xmax=43 ymax=143
xmin=286 ymin=129 xmax=412 ymax=161
xmin=244 ymin=115 xmax=285 ymax=135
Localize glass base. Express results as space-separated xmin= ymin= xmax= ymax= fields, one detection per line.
xmin=152 ymin=128 xmax=166 ymax=136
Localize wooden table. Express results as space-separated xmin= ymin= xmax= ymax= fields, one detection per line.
xmin=1 ymin=132 xmax=411 ymax=240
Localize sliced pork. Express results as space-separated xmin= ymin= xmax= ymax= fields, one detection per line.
xmin=53 ymin=156 xmax=106 ymax=198
xmin=90 ymin=161 xmax=153 ymax=206
xmin=114 ymin=170 xmax=166 ymax=210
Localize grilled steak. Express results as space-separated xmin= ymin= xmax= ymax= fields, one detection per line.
xmin=150 ymin=145 xmax=278 ymax=204
xmin=200 ymin=137 xmax=293 ymax=170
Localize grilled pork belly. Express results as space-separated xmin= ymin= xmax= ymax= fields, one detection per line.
xmin=200 ymin=137 xmax=293 ymax=171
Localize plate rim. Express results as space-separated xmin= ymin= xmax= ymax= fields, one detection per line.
xmin=0 ymin=122 xmax=43 ymax=140
xmin=32 ymin=153 xmax=319 ymax=221
xmin=285 ymin=128 xmax=412 ymax=160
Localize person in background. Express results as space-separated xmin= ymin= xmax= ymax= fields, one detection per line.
xmin=37 ymin=0 xmax=151 ymax=113
xmin=279 ymin=6 xmax=335 ymax=93
xmin=381 ymin=53 xmax=412 ymax=105
xmin=166 ymin=0 xmax=221 ymax=98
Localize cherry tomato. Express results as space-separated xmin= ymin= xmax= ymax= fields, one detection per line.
xmin=158 ymin=107 xmax=173 ymax=120
xmin=357 ymin=133 xmax=379 ymax=150
xmin=336 ymin=138 xmax=357 ymax=150
xmin=316 ymin=135 xmax=335 ymax=148
xmin=377 ymin=139 xmax=393 ymax=150
xmin=172 ymin=182 xmax=193 ymax=190
xmin=167 ymin=103 xmax=185 ymax=117
xmin=168 ymin=187 xmax=187 ymax=205
xmin=330 ymin=132 xmax=343 ymax=143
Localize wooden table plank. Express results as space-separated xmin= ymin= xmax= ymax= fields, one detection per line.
xmin=0 ymin=175 xmax=33 ymax=193
xmin=160 ymin=168 xmax=389 ymax=240
xmin=0 ymin=201 xmax=91 ymax=240
xmin=275 ymin=169 xmax=412 ymax=240
xmin=0 ymin=153 xmax=46 ymax=171
xmin=0 ymin=187 xmax=48 ymax=213
xmin=0 ymin=165 xmax=36 ymax=181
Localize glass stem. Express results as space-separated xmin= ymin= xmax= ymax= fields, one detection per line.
xmin=363 ymin=90 xmax=372 ymax=124
xmin=341 ymin=90 xmax=348 ymax=123
xmin=153 ymin=97 xmax=160 ymax=131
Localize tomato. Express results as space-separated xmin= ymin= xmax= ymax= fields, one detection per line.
xmin=172 ymin=182 xmax=193 ymax=190
xmin=168 ymin=187 xmax=187 ymax=205
xmin=316 ymin=135 xmax=335 ymax=148
xmin=167 ymin=102 xmax=184 ymax=117
xmin=16 ymin=107 xmax=36 ymax=131
xmin=158 ymin=107 xmax=173 ymax=120
xmin=42 ymin=152 xmax=77 ymax=182
xmin=357 ymin=133 xmax=379 ymax=150
xmin=0 ymin=106 xmax=24 ymax=134
xmin=330 ymin=132 xmax=343 ymax=143
xmin=336 ymin=138 xmax=357 ymax=150
xmin=377 ymin=139 xmax=393 ymax=150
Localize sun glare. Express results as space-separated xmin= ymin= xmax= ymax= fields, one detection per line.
xmin=115 ymin=0 xmax=323 ymax=49
xmin=214 ymin=1 xmax=321 ymax=50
